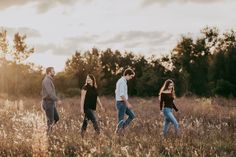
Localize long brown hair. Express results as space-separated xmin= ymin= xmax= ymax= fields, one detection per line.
xmin=85 ymin=74 xmax=97 ymax=88
xmin=159 ymin=79 xmax=176 ymax=100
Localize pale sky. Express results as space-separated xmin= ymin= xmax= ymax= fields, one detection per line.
xmin=0 ymin=0 xmax=235 ymax=72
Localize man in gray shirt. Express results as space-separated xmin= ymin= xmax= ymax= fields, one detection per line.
xmin=115 ymin=68 xmax=135 ymax=135
xmin=41 ymin=67 xmax=61 ymax=134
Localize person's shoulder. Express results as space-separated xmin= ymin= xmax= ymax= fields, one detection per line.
xmin=162 ymin=90 xmax=171 ymax=94
xmin=116 ymin=77 xmax=122 ymax=83
xmin=82 ymin=85 xmax=88 ymax=90
xmin=42 ymin=76 xmax=46 ymax=81
xmin=161 ymin=91 xmax=171 ymax=96
xmin=160 ymin=92 xmax=165 ymax=96
xmin=93 ymin=86 xmax=98 ymax=93
xmin=42 ymin=76 xmax=50 ymax=82
xmin=118 ymin=77 xmax=126 ymax=83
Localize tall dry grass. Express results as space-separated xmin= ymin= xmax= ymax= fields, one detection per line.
xmin=0 ymin=97 xmax=235 ymax=157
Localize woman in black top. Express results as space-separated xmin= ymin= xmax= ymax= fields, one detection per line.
xmin=159 ymin=79 xmax=179 ymax=137
xmin=80 ymin=74 xmax=103 ymax=137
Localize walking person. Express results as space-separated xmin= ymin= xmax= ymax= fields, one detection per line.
xmin=115 ymin=68 xmax=135 ymax=134
xmin=159 ymin=79 xmax=179 ymax=137
xmin=41 ymin=67 xmax=61 ymax=134
xmin=80 ymin=74 xmax=103 ymax=137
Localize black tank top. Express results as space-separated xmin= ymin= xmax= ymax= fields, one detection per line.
xmin=83 ymin=85 xmax=98 ymax=110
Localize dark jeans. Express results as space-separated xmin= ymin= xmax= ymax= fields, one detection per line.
xmin=116 ymin=101 xmax=135 ymax=129
xmin=42 ymin=100 xmax=59 ymax=133
xmin=81 ymin=109 xmax=100 ymax=134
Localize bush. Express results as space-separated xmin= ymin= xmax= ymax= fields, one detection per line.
xmin=213 ymin=79 xmax=235 ymax=97
xmin=65 ymin=88 xmax=81 ymax=97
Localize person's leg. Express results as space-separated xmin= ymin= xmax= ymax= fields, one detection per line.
xmin=81 ymin=112 xmax=89 ymax=132
xmin=81 ymin=112 xmax=89 ymax=137
xmin=167 ymin=111 xmax=179 ymax=135
xmin=123 ymin=108 xmax=135 ymax=128
xmin=163 ymin=116 xmax=171 ymax=137
xmin=116 ymin=101 xmax=126 ymax=133
xmin=86 ymin=109 xmax=100 ymax=134
xmin=54 ymin=106 xmax=59 ymax=124
xmin=163 ymin=108 xmax=171 ymax=137
xmin=43 ymin=100 xmax=54 ymax=134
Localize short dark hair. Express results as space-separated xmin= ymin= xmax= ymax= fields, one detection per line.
xmin=123 ymin=68 xmax=135 ymax=76
xmin=46 ymin=67 xmax=54 ymax=74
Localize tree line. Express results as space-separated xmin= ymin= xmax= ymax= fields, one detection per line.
xmin=0 ymin=27 xmax=235 ymax=98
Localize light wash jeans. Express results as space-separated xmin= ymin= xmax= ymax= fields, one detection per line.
xmin=163 ymin=107 xmax=179 ymax=136
xmin=116 ymin=101 xmax=135 ymax=130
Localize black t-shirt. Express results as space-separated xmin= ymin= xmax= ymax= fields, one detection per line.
xmin=83 ymin=84 xmax=98 ymax=110
xmin=160 ymin=93 xmax=178 ymax=111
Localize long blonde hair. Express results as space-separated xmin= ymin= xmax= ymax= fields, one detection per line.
xmin=159 ymin=79 xmax=176 ymax=100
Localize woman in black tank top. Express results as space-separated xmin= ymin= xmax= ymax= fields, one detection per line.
xmin=80 ymin=74 xmax=104 ymax=137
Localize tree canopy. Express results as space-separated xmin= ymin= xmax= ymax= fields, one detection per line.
xmin=1 ymin=27 xmax=235 ymax=98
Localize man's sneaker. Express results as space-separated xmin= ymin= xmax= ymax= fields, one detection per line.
xmin=115 ymin=126 xmax=122 ymax=133
xmin=115 ymin=120 xmax=126 ymax=135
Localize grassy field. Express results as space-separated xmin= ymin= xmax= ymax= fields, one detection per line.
xmin=0 ymin=96 xmax=235 ymax=157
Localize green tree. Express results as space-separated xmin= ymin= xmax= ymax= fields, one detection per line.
xmin=171 ymin=27 xmax=219 ymax=96
xmin=12 ymin=33 xmax=34 ymax=95
xmin=209 ymin=30 xmax=236 ymax=96
xmin=100 ymin=49 xmax=121 ymax=95
xmin=64 ymin=48 xmax=103 ymax=96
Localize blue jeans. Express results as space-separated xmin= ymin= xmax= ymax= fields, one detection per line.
xmin=163 ymin=107 xmax=179 ymax=136
xmin=116 ymin=101 xmax=135 ymax=129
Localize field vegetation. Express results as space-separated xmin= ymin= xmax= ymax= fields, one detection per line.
xmin=0 ymin=97 xmax=235 ymax=156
